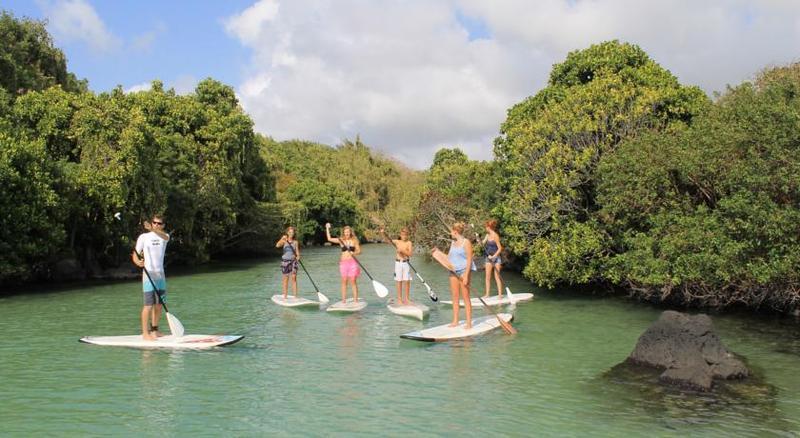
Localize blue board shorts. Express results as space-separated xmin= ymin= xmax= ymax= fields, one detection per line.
xmin=143 ymin=276 xmax=166 ymax=305
xmin=485 ymin=255 xmax=502 ymax=267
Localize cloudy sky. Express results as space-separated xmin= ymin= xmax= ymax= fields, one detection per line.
xmin=6 ymin=0 xmax=800 ymax=168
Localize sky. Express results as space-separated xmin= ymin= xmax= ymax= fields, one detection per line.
xmin=5 ymin=0 xmax=800 ymax=169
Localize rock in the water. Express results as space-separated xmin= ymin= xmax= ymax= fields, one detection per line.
xmin=625 ymin=310 xmax=749 ymax=391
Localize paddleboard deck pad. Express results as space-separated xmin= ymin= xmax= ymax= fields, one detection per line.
xmin=271 ymin=294 xmax=320 ymax=308
xmin=441 ymin=293 xmax=534 ymax=307
xmin=387 ymin=299 xmax=430 ymax=320
xmin=79 ymin=334 xmax=244 ymax=349
xmin=400 ymin=313 xmax=513 ymax=342
xmin=326 ymin=299 xmax=367 ymax=312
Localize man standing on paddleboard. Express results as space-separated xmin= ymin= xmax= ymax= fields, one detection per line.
xmin=131 ymin=215 xmax=170 ymax=341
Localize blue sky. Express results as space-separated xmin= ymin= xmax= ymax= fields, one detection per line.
xmin=3 ymin=1 xmax=799 ymax=169
xmin=4 ymin=0 xmax=252 ymax=92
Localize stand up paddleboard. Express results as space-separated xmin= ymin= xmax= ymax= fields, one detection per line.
xmin=400 ymin=313 xmax=513 ymax=342
xmin=326 ymin=299 xmax=367 ymax=313
xmin=441 ymin=293 xmax=534 ymax=307
xmin=387 ymin=299 xmax=430 ymax=320
xmin=79 ymin=334 xmax=244 ymax=349
xmin=271 ymin=294 xmax=321 ymax=308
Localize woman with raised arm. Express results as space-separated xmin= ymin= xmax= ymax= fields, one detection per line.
xmin=447 ymin=222 xmax=475 ymax=328
xmin=326 ymin=223 xmax=361 ymax=303
xmin=482 ymin=219 xmax=505 ymax=299
xmin=275 ymin=226 xmax=300 ymax=299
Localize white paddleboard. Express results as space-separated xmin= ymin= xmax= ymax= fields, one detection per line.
xmin=387 ymin=299 xmax=430 ymax=320
xmin=400 ymin=313 xmax=514 ymax=342
xmin=441 ymin=293 xmax=534 ymax=307
xmin=271 ymin=294 xmax=320 ymax=308
xmin=326 ymin=299 xmax=367 ymax=313
xmin=79 ymin=334 xmax=244 ymax=349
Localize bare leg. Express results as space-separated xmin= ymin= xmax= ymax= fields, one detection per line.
xmin=484 ymin=263 xmax=492 ymax=297
xmin=352 ymin=278 xmax=359 ymax=302
xmin=141 ymin=305 xmax=155 ymax=340
xmin=282 ymin=275 xmax=289 ymax=298
xmin=403 ymin=281 xmax=410 ymax=304
xmin=448 ymin=275 xmax=460 ymax=327
xmin=494 ymin=265 xmax=504 ymax=298
xmin=152 ymin=304 xmax=163 ymax=336
xmin=462 ymin=282 xmax=472 ymax=329
xmin=396 ymin=280 xmax=402 ymax=302
xmin=341 ymin=278 xmax=347 ymax=302
xmin=291 ymin=274 xmax=298 ymax=297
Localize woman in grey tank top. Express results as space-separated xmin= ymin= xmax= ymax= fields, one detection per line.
xmin=275 ymin=226 xmax=300 ymax=298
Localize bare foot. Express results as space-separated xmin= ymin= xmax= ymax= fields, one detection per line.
xmin=465 ymin=324 xmax=472 ymax=329
xmin=448 ymin=321 xmax=459 ymax=328
xmin=483 ymin=294 xmax=489 ymax=298
xmin=142 ymin=333 xmax=156 ymax=341
xmin=152 ymin=331 xmax=164 ymax=337
xmin=283 ymin=294 xmax=288 ymax=299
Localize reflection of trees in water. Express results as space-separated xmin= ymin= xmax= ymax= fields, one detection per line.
xmin=597 ymin=362 xmax=792 ymax=434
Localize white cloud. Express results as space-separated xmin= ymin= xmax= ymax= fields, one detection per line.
xmin=38 ymin=0 xmax=121 ymax=53
xmin=124 ymin=76 xmax=198 ymax=95
xmin=225 ymin=0 xmax=800 ymax=169
xmin=130 ymin=22 xmax=167 ymax=54
xmin=124 ymin=82 xmax=151 ymax=93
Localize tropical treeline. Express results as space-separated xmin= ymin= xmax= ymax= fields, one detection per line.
xmin=416 ymin=41 xmax=800 ymax=311
xmin=0 ymin=11 xmax=423 ymax=285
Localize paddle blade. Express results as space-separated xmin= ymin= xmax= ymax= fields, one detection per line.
xmin=506 ymin=286 xmax=516 ymax=311
xmin=373 ymin=280 xmax=389 ymax=298
xmin=417 ymin=274 xmax=438 ymax=302
xmin=318 ymin=291 xmax=330 ymax=304
xmin=431 ymin=248 xmax=455 ymax=271
xmin=498 ymin=314 xmax=517 ymax=335
xmin=166 ymin=312 xmax=185 ymax=337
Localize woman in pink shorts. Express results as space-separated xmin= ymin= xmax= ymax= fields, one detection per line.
xmin=325 ymin=223 xmax=361 ymax=303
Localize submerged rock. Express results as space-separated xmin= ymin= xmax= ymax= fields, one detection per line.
xmin=624 ymin=310 xmax=749 ymax=391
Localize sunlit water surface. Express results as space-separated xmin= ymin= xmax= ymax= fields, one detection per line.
xmin=1 ymin=245 xmax=799 ymax=436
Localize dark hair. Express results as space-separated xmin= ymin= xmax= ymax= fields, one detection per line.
xmin=485 ymin=219 xmax=498 ymax=231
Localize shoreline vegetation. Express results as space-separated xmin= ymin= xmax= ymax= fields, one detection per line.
xmin=1 ymin=11 xmax=798 ymax=314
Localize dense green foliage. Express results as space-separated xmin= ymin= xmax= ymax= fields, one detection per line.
xmin=0 ymin=79 xmax=280 ymax=284
xmin=417 ymin=41 xmax=800 ymax=311
xmin=412 ymin=148 xmax=497 ymax=250
xmin=0 ymin=11 xmax=87 ymax=97
xmin=597 ymin=64 xmax=800 ymax=310
xmin=493 ymin=40 xmax=708 ymax=286
xmin=262 ymin=137 xmax=424 ymax=243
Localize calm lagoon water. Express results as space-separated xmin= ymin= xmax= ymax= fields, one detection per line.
xmin=1 ymin=245 xmax=799 ymax=436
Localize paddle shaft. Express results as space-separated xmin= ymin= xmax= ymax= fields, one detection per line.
xmin=380 ymin=231 xmax=437 ymax=301
xmin=336 ymin=240 xmax=376 ymax=281
xmin=141 ymin=265 xmax=170 ymax=314
xmin=433 ymin=248 xmax=516 ymax=335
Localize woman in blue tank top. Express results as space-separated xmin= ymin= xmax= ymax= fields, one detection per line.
xmin=275 ymin=226 xmax=300 ymax=298
xmin=447 ymin=222 xmax=475 ymax=328
xmin=482 ymin=219 xmax=504 ymax=299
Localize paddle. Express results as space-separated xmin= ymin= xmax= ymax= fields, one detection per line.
xmin=505 ymin=286 xmax=517 ymax=311
xmin=140 ymin=263 xmax=185 ymax=337
xmin=431 ymin=248 xmax=516 ymax=335
xmin=327 ymin=224 xmax=389 ymax=298
xmin=379 ymin=229 xmax=438 ymax=302
xmin=284 ymin=238 xmax=330 ymax=303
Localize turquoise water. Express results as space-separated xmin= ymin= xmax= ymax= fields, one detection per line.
xmin=1 ymin=245 xmax=799 ymax=436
